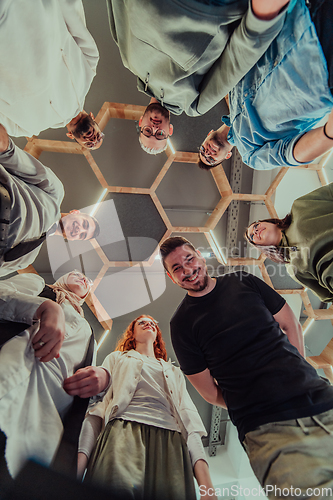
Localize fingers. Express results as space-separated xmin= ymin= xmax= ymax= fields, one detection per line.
xmin=63 ymin=367 xmax=109 ymax=398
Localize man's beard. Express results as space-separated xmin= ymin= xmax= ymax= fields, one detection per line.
xmin=144 ymin=102 xmax=170 ymax=120
xmin=182 ymin=272 xmax=209 ymax=292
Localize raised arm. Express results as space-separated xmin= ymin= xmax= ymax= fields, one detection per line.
xmin=186 ymin=368 xmax=227 ymax=409
xmin=293 ymin=109 xmax=333 ymax=163
xmin=196 ymin=0 xmax=289 ymax=115
xmin=273 ymin=302 xmax=305 ymax=357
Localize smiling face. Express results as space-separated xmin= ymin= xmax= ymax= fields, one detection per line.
xmin=247 ymin=221 xmax=283 ymax=247
xmin=199 ymin=126 xmax=233 ymax=168
xmin=133 ymin=316 xmax=158 ymax=345
xmin=60 ymin=211 xmax=96 ymax=241
xmin=164 ymin=244 xmax=210 ymax=295
xmin=139 ymin=102 xmax=173 ymax=153
xmin=66 ymin=271 xmax=91 ymax=298
xmin=66 ymin=112 xmax=104 ymax=150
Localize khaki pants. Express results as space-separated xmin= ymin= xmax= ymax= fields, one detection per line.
xmin=86 ymin=419 xmax=196 ymax=500
xmin=243 ymin=409 xmax=333 ymax=500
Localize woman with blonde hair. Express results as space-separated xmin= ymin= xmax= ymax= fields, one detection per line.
xmin=77 ymin=314 xmax=216 ymax=500
xmin=245 ymin=183 xmax=333 ymax=302
xmin=0 ymin=270 xmax=94 ymax=478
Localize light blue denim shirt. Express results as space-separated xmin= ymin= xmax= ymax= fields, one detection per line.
xmin=223 ymin=0 xmax=333 ymax=170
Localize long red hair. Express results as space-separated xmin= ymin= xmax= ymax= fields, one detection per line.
xmin=115 ymin=314 xmax=167 ymax=361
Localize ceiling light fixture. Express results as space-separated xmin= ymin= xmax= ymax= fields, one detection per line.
xmin=167 ymin=138 xmax=175 ymax=154
xmin=90 ymin=188 xmax=108 ymax=217
xmin=303 ymin=318 xmax=314 ymax=335
xmin=209 ymin=230 xmax=227 ymax=265
xmin=97 ymin=329 xmax=110 ymax=351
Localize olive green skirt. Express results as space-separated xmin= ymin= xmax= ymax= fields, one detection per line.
xmin=85 ymin=419 xmax=196 ymax=500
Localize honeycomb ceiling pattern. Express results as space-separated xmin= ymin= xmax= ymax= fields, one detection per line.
xmin=21 ymin=101 xmax=333 ymax=382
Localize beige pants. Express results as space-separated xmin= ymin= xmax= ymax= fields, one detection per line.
xmin=243 ymin=409 xmax=333 ymax=500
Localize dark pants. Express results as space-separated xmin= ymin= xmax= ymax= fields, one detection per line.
xmin=308 ymin=0 xmax=333 ymax=93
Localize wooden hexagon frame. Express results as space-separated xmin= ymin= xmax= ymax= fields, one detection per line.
xmin=21 ymin=101 xmax=333 ymax=377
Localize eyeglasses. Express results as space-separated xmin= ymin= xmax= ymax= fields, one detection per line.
xmin=140 ymin=126 xmax=168 ymax=141
xmin=83 ymin=131 xmax=105 ymax=149
xmin=248 ymin=222 xmax=259 ymax=242
xmin=199 ymin=145 xmax=220 ymax=166
xmin=137 ymin=319 xmax=158 ymax=328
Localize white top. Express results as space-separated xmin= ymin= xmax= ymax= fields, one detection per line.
xmin=0 ymin=0 xmax=99 ymax=137
xmin=79 ymin=350 xmax=207 ymax=467
xmin=0 ymin=273 xmax=93 ymax=477
xmin=0 ymin=139 xmax=64 ymax=276
xmin=120 ymin=356 xmax=180 ymax=431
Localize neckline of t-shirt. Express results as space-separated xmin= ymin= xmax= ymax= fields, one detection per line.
xmin=185 ymin=275 xmax=222 ymax=303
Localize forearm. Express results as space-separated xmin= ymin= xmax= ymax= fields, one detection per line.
xmin=194 ymin=460 xmax=217 ymax=499
xmin=293 ymin=110 xmax=333 ymax=163
xmin=78 ymin=414 xmax=102 ymax=476
xmin=283 ymin=323 xmax=305 ymax=357
xmin=187 ymin=369 xmax=227 ymax=409
xmin=197 ymin=0 xmax=287 ymax=115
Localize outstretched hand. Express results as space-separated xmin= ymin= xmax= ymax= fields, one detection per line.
xmin=0 ymin=124 xmax=9 ymax=153
xmin=32 ymin=300 xmax=66 ymax=362
xmin=63 ymin=366 xmax=110 ymax=398
xmin=251 ymin=0 xmax=290 ymax=20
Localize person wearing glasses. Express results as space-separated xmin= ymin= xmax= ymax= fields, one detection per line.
xmin=107 ymin=0 xmax=291 ymax=155
xmin=0 ymin=0 xmax=104 ymax=150
xmin=198 ymin=0 xmax=333 ymax=171
xmin=66 ymin=315 xmax=216 ymax=499
xmin=0 ymin=271 xmax=96 ymax=478
xmin=245 ymin=182 xmax=333 ymax=303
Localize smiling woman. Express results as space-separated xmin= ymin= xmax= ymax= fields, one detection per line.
xmin=77 ymin=314 xmax=216 ymax=500
xmin=244 ymin=183 xmax=333 ymax=303
xmin=0 ymin=271 xmax=93 ymax=478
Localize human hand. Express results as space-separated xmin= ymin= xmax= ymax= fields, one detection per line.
xmin=32 ymin=301 xmax=66 ymax=362
xmin=63 ymin=366 xmax=110 ymax=398
xmin=251 ymin=0 xmax=289 ymax=20
xmin=0 ymin=124 xmax=9 ymax=153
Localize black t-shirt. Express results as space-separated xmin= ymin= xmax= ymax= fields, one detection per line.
xmin=171 ymin=272 xmax=333 ymax=441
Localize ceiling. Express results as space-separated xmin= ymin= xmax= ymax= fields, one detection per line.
xmin=7 ymin=0 xmax=333 ymax=447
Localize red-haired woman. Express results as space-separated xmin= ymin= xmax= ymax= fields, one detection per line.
xmin=77 ymin=314 xmax=216 ymax=500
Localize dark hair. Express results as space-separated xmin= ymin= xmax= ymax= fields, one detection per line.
xmin=197 ymin=153 xmax=223 ymax=171
xmin=115 ymin=314 xmax=167 ymax=360
xmin=244 ymin=215 xmax=292 ymax=263
xmin=72 ymin=115 xmax=96 ymax=139
xmin=160 ymin=236 xmax=196 ymax=271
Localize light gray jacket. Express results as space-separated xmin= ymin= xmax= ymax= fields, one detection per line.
xmin=107 ymin=0 xmax=287 ymax=115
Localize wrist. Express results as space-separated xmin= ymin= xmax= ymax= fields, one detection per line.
xmin=323 ymin=122 xmax=333 ymax=140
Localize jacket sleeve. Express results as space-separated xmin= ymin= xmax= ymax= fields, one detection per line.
xmin=0 ymin=139 xmax=64 ymax=205
xmin=86 ymin=352 xmax=117 ymax=419
xmin=174 ymin=368 xmax=207 ymax=466
xmin=243 ymin=132 xmax=307 ymax=170
xmin=59 ymin=0 xmax=99 ymax=74
xmin=0 ymin=274 xmax=47 ymax=324
xmin=196 ymin=1 xmax=288 ymax=115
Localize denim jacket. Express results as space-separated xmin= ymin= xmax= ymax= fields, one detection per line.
xmin=224 ymin=0 xmax=333 ymax=170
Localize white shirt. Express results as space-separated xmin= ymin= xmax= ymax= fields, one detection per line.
xmin=0 ymin=274 xmax=93 ymax=477
xmin=0 ymin=0 xmax=99 ymax=137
